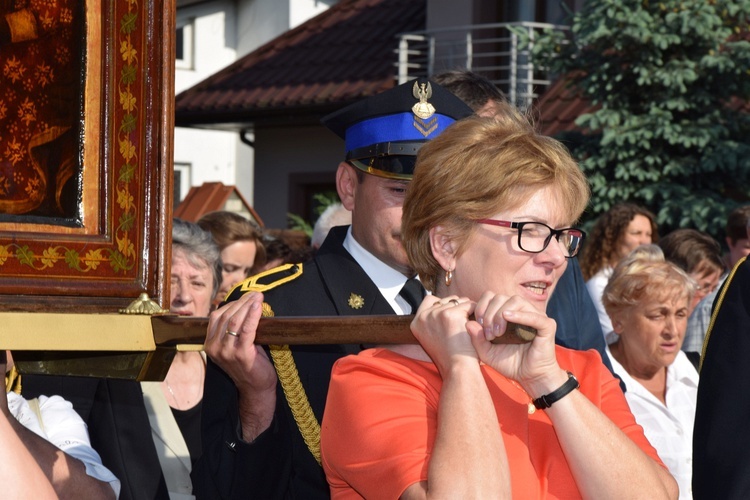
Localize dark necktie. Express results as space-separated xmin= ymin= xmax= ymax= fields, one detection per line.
xmin=399 ymin=277 xmax=426 ymax=313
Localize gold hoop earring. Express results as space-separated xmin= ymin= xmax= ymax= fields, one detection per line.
xmin=444 ymin=269 xmax=453 ymax=287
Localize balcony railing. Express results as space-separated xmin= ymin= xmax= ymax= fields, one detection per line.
xmin=395 ymin=22 xmax=568 ymax=110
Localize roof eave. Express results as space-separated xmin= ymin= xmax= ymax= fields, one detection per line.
xmin=174 ymin=100 xmax=359 ymax=131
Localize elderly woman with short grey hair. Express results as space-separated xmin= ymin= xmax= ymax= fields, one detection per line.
xmin=603 ymin=246 xmax=697 ymax=499
xmin=141 ymin=218 xmax=220 ymax=498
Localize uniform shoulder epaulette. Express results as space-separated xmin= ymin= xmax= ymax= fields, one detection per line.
xmin=224 ymin=263 xmax=304 ymax=301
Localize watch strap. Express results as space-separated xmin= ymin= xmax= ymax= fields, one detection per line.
xmin=533 ymin=371 xmax=579 ymax=410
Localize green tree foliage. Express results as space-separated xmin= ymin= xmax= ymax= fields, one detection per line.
xmin=528 ymin=0 xmax=750 ymax=237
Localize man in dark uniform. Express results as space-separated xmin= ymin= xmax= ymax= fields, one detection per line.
xmin=693 ymin=255 xmax=750 ymax=499
xmin=191 ymin=78 xmax=474 ymax=499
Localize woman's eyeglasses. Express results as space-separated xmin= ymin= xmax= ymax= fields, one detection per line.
xmin=475 ymin=219 xmax=586 ymax=258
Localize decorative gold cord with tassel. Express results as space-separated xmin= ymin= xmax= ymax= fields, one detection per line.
xmin=263 ymin=302 xmax=322 ymax=465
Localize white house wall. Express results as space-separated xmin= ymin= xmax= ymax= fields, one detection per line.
xmin=175 ymin=2 xmax=238 ymax=94
xmin=175 ymin=0 xmax=338 ymax=210
xmin=289 ymin=0 xmax=338 ymax=29
xmin=236 ymin=0 xmax=289 ymax=56
xmin=175 ymin=1 xmax=239 ymax=199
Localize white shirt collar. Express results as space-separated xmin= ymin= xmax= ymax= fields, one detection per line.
xmin=667 ymin=350 xmax=700 ymax=388
xmin=605 ymin=346 xmax=697 ymax=500
xmin=343 ymin=226 xmax=413 ymax=314
xmin=605 ymin=346 xmax=699 ymax=401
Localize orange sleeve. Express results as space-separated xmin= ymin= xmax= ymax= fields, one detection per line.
xmin=321 ymin=351 xmax=438 ymax=499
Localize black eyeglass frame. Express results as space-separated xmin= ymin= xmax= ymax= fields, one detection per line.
xmin=475 ymin=219 xmax=587 ymax=258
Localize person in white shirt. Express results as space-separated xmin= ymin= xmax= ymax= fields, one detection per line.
xmin=2 ymin=350 xmax=121 ymax=499
xmin=602 ymin=247 xmax=697 ymax=499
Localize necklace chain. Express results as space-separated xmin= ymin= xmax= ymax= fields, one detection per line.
xmin=164 ymin=373 xmax=203 ymax=410
xmin=164 ymin=378 xmax=185 ymax=410
xmin=163 ymin=352 xmax=206 ymax=411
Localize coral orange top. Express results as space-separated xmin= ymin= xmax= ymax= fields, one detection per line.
xmin=321 ymin=346 xmax=664 ymax=499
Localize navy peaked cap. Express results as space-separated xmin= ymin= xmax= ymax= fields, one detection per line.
xmin=321 ymin=78 xmax=473 ymax=179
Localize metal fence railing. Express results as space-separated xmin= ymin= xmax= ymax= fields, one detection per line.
xmin=395 ymin=22 xmax=568 ymax=110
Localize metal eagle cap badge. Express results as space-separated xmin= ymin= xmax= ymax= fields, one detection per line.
xmin=411 ymin=81 xmax=436 ymax=120
xmin=348 ymin=293 xmax=365 ymax=310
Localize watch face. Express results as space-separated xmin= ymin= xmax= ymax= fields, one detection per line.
xmin=566 ymin=371 xmax=580 ymax=389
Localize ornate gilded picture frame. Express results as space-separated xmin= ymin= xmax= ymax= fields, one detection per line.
xmin=0 ymin=0 xmax=174 ymax=312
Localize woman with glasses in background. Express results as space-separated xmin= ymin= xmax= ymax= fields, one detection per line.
xmin=321 ymin=114 xmax=677 ymax=498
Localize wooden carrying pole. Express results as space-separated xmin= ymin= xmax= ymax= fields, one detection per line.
xmin=2 ymin=313 xmax=535 ymax=381
xmin=151 ymin=315 xmax=536 ymax=346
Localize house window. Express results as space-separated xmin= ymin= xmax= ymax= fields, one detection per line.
xmin=288 ymin=172 xmax=338 ymax=226
xmin=175 ymin=19 xmax=194 ymax=70
xmin=174 ymin=163 xmax=191 ymax=209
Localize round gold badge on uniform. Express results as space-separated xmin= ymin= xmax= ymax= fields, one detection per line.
xmin=348 ymin=293 xmax=364 ymax=309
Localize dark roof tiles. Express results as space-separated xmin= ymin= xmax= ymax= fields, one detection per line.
xmin=176 ymin=0 xmax=426 ymax=128
xmin=536 ymin=74 xmax=594 ymax=137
